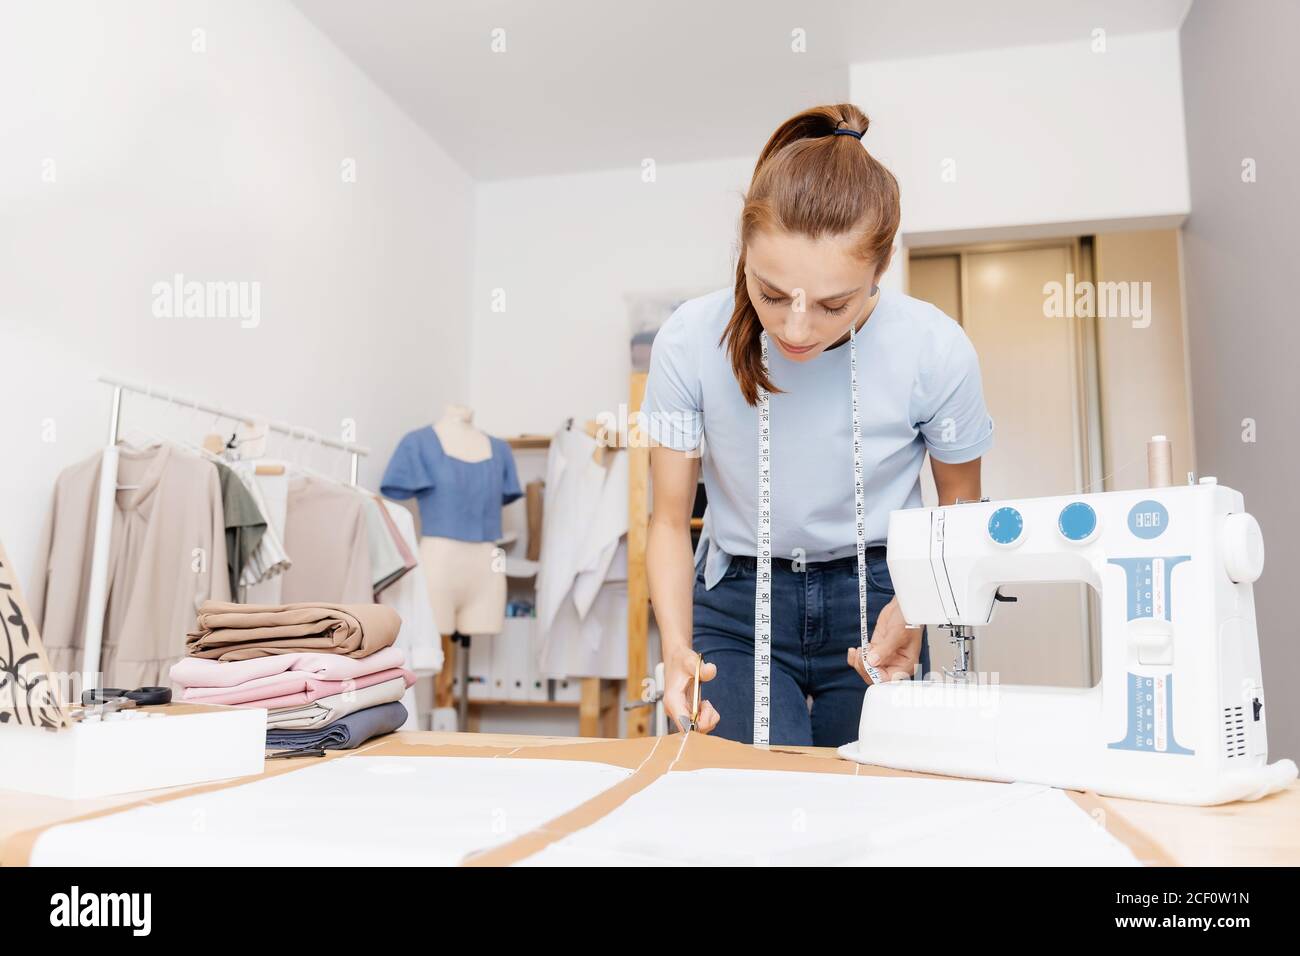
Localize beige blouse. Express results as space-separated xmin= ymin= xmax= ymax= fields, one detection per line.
xmin=31 ymin=444 xmax=230 ymax=688
xmin=278 ymin=476 xmax=373 ymax=605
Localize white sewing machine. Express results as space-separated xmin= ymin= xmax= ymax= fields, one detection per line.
xmin=838 ymin=477 xmax=1297 ymax=805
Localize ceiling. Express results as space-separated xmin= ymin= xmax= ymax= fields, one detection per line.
xmin=294 ymin=0 xmax=1192 ymax=181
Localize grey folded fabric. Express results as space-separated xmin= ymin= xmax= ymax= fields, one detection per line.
xmin=265 ymin=700 xmax=407 ymax=752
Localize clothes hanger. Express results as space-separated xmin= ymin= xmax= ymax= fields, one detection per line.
xmin=229 ymin=415 xmax=284 ymax=475
xmin=286 ymin=428 xmax=373 ymax=495
xmin=113 ymin=385 xmax=171 ymax=489
xmin=118 ymin=391 xmax=226 ymax=474
xmin=283 ymin=427 xmax=344 ymax=486
xmin=171 ymin=393 xmax=228 ymax=466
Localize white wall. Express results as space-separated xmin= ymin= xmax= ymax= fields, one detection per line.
xmin=851 ymin=30 xmax=1190 ymax=260
xmin=0 ymin=0 xmax=474 ymax=584
xmin=1180 ymin=0 xmax=1300 ymax=761
xmin=469 ymin=31 xmax=1191 ymax=432
xmin=468 ymin=157 xmax=755 ymax=434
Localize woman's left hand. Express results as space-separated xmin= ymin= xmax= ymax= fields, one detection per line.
xmin=846 ymin=596 xmax=923 ymax=684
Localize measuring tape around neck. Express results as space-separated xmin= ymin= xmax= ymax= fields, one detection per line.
xmin=753 ymin=332 xmax=773 ymax=745
xmin=752 ymin=326 xmax=881 ymax=746
xmin=848 ymin=323 xmax=883 ymax=687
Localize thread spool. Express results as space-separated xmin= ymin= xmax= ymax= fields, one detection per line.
xmin=1147 ymin=435 xmax=1173 ymax=488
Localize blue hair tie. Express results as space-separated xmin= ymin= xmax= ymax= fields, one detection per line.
xmin=833 ymin=128 xmax=864 ymax=139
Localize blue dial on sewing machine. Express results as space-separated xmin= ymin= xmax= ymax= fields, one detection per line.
xmin=1128 ymin=499 xmax=1169 ymax=539
xmin=987 ymin=506 xmax=1024 ymax=546
xmin=1058 ymin=501 xmax=1097 ymax=542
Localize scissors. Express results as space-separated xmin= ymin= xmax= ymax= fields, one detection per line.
xmin=688 ymin=654 xmax=702 ymax=732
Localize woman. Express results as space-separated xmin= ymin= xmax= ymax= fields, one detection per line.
xmin=642 ymin=104 xmax=995 ymax=747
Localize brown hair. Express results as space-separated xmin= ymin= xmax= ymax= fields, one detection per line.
xmin=722 ymin=104 xmax=900 ymax=405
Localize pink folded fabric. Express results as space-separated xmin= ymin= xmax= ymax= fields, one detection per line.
xmin=179 ymin=667 xmax=415 ymax=708
xmin=170 ymin=646 xmax=406 ymax=689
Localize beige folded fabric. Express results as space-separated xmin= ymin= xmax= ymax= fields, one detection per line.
xmin=265 ymin=675 xmax=409 ymax=730
xmin=186 ymin=602 xmax=401 ymax=661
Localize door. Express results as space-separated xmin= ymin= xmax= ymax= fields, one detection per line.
xmin=909 ymin=241 xmax=1098 ymax=688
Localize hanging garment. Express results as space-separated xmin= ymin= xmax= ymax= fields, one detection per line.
xmin=278 ymin=476 xmax=373 ymax=604
xmin=265 ymin=674 xmax=409 ymax=731
xmin=186 ymin=601 xmax=400 ymax=661
xmin=378 ymin=499 xmax=443 ymax=730
xmin=230 ymin=461 xmax=292 ymax=598
xmin=380 ymin=426 xmax=523 ymax=542
xmin=525 ymin=479 xmax=544 ymax=561
xmin=374 ymin=495 xmax=418 ymax=572
xmin=540 ymin=581 xmax=630 ymax=679
xmin=264 ymin=701 xmax=408 ymax=752
xmin=539 ymin=547 xmax=630 ymax=679
xmin=534 ymin=426 xmax=630 ymax=679
xmin=214 ymin=462 xmax=266 ymax=597
xmin=362 ymin=496 xmax=410 ymax=596
xmin=169 ymin=645 xmax=407 ymax=689
xmin=30 ymin=444 xmax=231 ymax=688
xmin=378 ymin=502 xmax=442 ymax=669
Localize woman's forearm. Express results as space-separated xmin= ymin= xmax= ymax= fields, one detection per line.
xmin=931 ymin=457 xmax=982 ymax=506
xmin=647 ymin=515 xmax=697 ymax=660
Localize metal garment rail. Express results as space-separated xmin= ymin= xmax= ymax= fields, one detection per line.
xmin=97 ymin=374 xmax=370 ymax=483
xmin=75 ymin=375 xmax=372 ymax=692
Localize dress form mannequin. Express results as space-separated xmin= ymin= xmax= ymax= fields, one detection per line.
xmin=381 ymin=405 xmax=522 ymax=721
xmin=434 ymin=404 xmax=491 ymax=463
xmin=426 ymin=404 xmax=505 ymax=710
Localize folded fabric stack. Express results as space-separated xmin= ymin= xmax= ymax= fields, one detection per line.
xmin=174 ymin=602 xmax=415 ymax=752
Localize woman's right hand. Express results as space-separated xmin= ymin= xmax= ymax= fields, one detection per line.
xmin=664 ymin=648 xmax=720 ymax=734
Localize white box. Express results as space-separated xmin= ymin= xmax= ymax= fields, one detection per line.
xmin=526 ymin=620 xmax=548 ymax=702
xmin=467 ymin=634 xmax=492 ymax=701
xmin=0 ymin=704 xmax=267 ymax=799
xmin=499 ymin=618 xmax=531 ymax=702
xmin=490 ymin=640 xmax=509 ymax=699
xmin=509 ymin=642 xmax=529 ymax=702
xmin=555 ymin=676 xmax=582 ymax=704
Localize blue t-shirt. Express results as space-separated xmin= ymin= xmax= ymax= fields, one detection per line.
xmin=381 ymin=427 xmax=522 ymax=542
xmin=641 ymin=285 xmax=995 ymax=588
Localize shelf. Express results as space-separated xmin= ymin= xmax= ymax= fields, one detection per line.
xmin=507 ymin=435 xmax=552 ymax=450
xmin=466 ymin=698 xmax=581 ymax=708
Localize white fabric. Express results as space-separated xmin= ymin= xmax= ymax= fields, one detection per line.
xmin=29 ymin=756 xmax=631 ymax=867
xmin=232 ymin=461 xmax=292 ymax=601
xmin=379 ymin=499 xmax=444 ymax=729
xmin=540 ymin=575 xmax=628 ymax=679
xmin=534 ymin=427 xmax=629 ymax=678
xmin=521 ymin=766 xmax=1142 ymax=867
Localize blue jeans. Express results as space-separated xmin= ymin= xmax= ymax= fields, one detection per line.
xmin=691 ymin=548 xmax=930 ymax=748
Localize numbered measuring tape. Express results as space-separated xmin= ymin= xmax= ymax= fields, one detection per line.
xmin=753 ymin=333 xmax=773 ymax=745
xmin=752 ymin=327 xmax=882 ymax=746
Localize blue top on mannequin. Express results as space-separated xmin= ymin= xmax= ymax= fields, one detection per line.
xmin=381 ymin=427 xmax=522 ymax=542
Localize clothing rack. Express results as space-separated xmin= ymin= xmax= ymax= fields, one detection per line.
xmin=98 ymin=374 xmax=370 ymax=484
xmin=79 ymin=375 xmax=372 ymax=692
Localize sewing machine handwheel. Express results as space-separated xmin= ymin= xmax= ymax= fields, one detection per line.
xmin=1223 ymin=513 xmax=1264 ymax=583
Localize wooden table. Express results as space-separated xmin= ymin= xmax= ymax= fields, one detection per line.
xmin=3 ymin=730 xmax=1296 ymax=866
